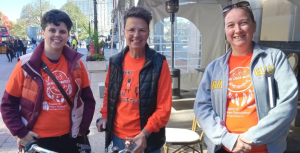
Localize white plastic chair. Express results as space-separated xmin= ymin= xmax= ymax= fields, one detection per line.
xmin=164 ymin=116 xmax=204 ymax=153
xmin=287 ymin=53 xmax=298 ymax=77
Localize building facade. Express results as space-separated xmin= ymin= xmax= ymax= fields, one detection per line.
xmin=68 ymin=0 xmax=113 ymax=34
xmin=67 ymin=0 xmax=94 ymax=20
xmin=98 ymin=0 xmax=113 ymax=33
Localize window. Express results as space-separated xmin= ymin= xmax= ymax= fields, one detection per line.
xmin=149 ymin=17 xmax=202 ymax=73
xmin=0 ymin=27 xmax=7 ymax=32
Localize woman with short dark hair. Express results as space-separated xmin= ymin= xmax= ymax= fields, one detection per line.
xmin=1 ymin=9 xmax=96 ymax=153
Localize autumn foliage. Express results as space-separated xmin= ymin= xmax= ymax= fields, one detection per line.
xmin=0 ymin=11 xmax=13 ymax=34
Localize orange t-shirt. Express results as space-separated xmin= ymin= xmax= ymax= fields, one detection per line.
xmin=100 ymin=51 xmax=172 ymax=139
xmin=113 ymin=52 xmax=145 ymax=138
xmin=32 ymin=52 xmax=76 ymax=137
xmin=5 ymin=52 xmax=90 ymax=138
xmin=224 ymin=53 xmax=267 ymax=153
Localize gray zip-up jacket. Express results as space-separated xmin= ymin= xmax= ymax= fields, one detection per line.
xmin=194 ymin=42 xmax=298 ymax=153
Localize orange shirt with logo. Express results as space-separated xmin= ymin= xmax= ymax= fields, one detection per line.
xmin=224 ymin=53 xmax=267 ymax=153
xmin=100 ymin=51 xmax=172 ymax=139
xmin=5 ymin=52 xmax=90 ymax=138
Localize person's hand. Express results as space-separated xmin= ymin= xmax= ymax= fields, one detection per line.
xmin=96 ymin=118 xmax=107 ymax=132
xmin=232 ymin=136 xmax=252 ymax=153
xmin=17 ymin=131 xmax=39 ymax=146
xmin=128 ymin=132 xmax=147 ymax=153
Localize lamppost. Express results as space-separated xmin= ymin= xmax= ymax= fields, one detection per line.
xmin=93 ymin=0 xmax=114 ymax=54
xmin=89 ymin=20 xmax=92 ymax=38
xmin=40 ymin=0 xmax=42 ymax=27
xmin=166 ymin=0 xmax=181 ymax=99
xmin=111 ymin=8 xmax=115 ymax=55
xmin=96 ymin=0 xmax=114 ymax=45
xmin=94 ymin=0 xmax=99 ymax=54
xmin=88 ymin=0 xmax=91 ymax=38
xmin=75 ymin=20 xmax=78 ymax=38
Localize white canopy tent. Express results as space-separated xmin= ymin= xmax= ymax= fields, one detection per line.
xmin=116 ymin=0 xmax=230 ymax=90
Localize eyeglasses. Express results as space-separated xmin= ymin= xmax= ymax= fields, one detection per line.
xmin=125 ymin=29 xmax=148 ymax=36
xmin=222 ymin=1 xmax=251 ymax=13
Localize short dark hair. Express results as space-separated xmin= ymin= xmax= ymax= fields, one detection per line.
xmin=223 ymin=7 xmax=255 ymax=23
xmin=123 ymin=6 xmax=152 ymax=28
xmin=41 ymin=9 xmax=73 ymax=32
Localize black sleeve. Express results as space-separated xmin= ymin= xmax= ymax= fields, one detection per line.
xmin=19 ymin=40 xmax=24 ymax=48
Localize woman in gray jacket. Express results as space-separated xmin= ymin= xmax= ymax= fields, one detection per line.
xmin=194 ymin=1 xmax=298 ymax=153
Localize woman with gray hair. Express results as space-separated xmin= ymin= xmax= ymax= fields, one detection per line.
xmin=97 ymin=6 xmax=172 ymax=153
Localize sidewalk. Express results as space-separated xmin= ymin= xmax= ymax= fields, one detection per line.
xmin=0 ymin=47 xmax=299 ymax=152
xmin=0 ymin=48 xmax=35 ymax=153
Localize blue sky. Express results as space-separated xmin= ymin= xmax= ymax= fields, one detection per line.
xmin=0 ymin=0 xmax=67 ymax=22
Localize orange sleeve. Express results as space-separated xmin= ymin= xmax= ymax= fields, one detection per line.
xmin=79 ymin=60 xmax=90 ymax=88
xmin=99 ymin=66 xmax=110 ymax=119
xmin=143 ymin=60 xmax=172 ymax=134
xmin=5 ymin=61 xmax=24 ymax=97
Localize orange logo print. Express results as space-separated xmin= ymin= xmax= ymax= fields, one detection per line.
xmin=44 ymin=70 xmax=72 ymax=111
xmin=228 ymin=67 xmax=254 ymax=107
xmin=46 ymin=70 xmax=72 ymax=102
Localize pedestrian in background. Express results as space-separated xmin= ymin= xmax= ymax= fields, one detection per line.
xmin=86 ymin=37 xmax=90 ymax=51
xmin=96 ymin=6 xmax=172 ymax=153
xmin=9 ymin=37 xmax=16 ymax=58
xmin=22 ymin=38 xmax=27 ymax=55
xmin=71 ymin=36 xmax=78 ymax=52
xmin=67 ymin=40 xmax=71 ymax=47
xmin=14 ymin=36 xmax=24 ymax=58
xmin=79 ymin=40 xmax=82 ymax=48
xmin=194 ymin=1 xmax=298 ymax=153
xmin=31 ymin=37 xmax=36 ymax=49
xmin=1 ymin=9 xmax=96 ymax=153
xmin=5 ymin=37 xmax=14 ymax=62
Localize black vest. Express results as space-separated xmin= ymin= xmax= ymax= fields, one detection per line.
xmin=105 ymin=44 xmax=166 ymax=152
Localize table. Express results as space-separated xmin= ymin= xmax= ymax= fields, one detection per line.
xmin=195 ymin=67 xmax=205 ymax=73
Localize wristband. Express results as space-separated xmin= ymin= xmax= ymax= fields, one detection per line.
xmin=142 ymin=129 xmax=150 ymax=138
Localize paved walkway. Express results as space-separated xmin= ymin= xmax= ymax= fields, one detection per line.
xmin=0 ymin=49 xmax=35 ymax=153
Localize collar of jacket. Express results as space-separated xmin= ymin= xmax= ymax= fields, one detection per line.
xmin=112 ymin=43 xmax=153 ymax=68
xmin=220 ymin=41 xmax=265 ymax=67
xmin=27 ymin=41 xmax=83 ymax=72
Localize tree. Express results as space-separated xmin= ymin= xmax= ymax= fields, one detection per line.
xmin=12 ymin=18 xmax=28 ymax=39
xmin=0 ymin=11 xmax=14 ymax=33
xmin=20 ymin=0 xmax=55 ymax=27
xmin=13 ymin=0 xmax=55 ymax=38
xmin=60 ymin=2 xmax=89 ymax=41
xmin=81 ymin=23 xmax=93 ymax=40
